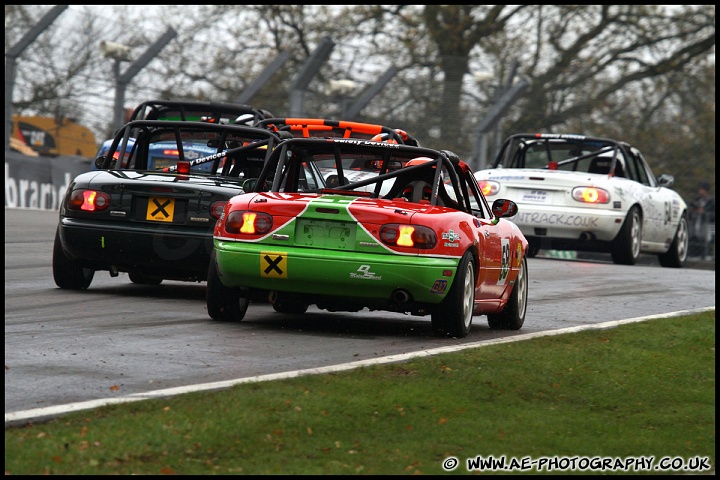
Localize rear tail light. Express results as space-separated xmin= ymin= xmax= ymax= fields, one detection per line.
xmin=209 ymin=201 xmax=226 ymax=220
xmin=380 ymin=224 xmax=437 ymax=249
xmin=225 ymin=211 xmax=273 ymax=235
xmin=477 ymin=180 xmax=500 ymax=196
xmin=68 ymin=189 xmax=111 ymax=212
xmin=572 ymin=187 xmax=610 ymax=204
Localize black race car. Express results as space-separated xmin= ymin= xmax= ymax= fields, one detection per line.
xmin=93 ymin=99 xmax=275 ymax=171
xmin=53 ymin=120 xmax=284 ymax=289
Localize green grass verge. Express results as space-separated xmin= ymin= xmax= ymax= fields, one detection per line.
xmin=5 ymin=312 xmax=715 ymax=475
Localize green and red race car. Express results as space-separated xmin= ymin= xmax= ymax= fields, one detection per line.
xmin=207 ymin=137 xmax=529 ymax=338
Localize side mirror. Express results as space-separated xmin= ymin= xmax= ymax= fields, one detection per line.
xmin=656 ymin=173 xmax=674 ymax=187
xmin=492 ymin=198 xmax=518 ymax=219
xmin=94 ymin=156 xmax=111 ymax=169
xmin=242 ymin=178 xmax=257 ymax=192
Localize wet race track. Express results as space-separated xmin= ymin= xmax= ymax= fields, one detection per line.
xmin=5 ymin=208 xmax=715 ymax=423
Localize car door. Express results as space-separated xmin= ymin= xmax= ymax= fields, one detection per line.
xmin=459 ymin=170 xmax=508 ymax=301
xmin=626 ymin=148 xmax=676 ymax=244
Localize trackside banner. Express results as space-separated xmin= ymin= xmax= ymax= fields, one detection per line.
xmin=5 ymin=151 xmax=92 ymax=211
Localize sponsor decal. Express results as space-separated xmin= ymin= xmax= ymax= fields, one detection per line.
xmin=333 ymin=138 xmax=401 ymax=149
xmin=514 ymin=212 xmax=600 ymax=227
xmin=350 ymin=265 xmax=382 ymax=280
xmin=442 ymin=230 xmax=461 ymax=242
xmin=516 ymin=243 xmax=523 ymax=265
xmin=430 ymin=279 xmax=448 ymax=294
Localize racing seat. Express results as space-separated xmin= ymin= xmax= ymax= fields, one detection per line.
xmin=588 ymin=157 xmax=612 ymax=175
xmin=402 ymin=180 xmax=433 ymax=203
xmin=384 ymin=169 xmax=433 ymax=202
xmin=613 ymin=161 xmax=625 ymax=178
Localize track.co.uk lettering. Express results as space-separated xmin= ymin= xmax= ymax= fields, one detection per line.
xmin=441 ymin=455 xmax=712 ymax=473
xmin=515 ymin=211 xmax=599 ymax=227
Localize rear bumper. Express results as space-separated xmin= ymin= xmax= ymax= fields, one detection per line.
xmin=214 ymin=239 xmax=460 ymax=304
xmin=511 ymin=204 xmax=625 ymax=242
xmin=58 ymin=218 xmax=214 ymax=279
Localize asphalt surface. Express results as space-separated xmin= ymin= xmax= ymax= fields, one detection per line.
xmin=5 ymin=208 xmax=716 ymax=425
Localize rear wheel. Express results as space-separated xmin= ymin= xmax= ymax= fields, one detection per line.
xmin=431 ymin=251 xmax=475 ymax=338
xmin=611 ymin=206 xmax=641 ymax=265
xmin=270 ymin=292 xmax=309 ymax=314
xmin=488 ymin=256 xmax=527 ymax=330
xmin=53 ymin=228 xmax=94 ymax=290
xmin=527 ymin=239 xmax=540 ymax=258
xmin=658 ymin=214 xmax=689 ymax=268
xmin=206 ymin=251 xmax=249 ymax=321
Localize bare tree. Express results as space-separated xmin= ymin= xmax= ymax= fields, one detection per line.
xmin=5 ymin=5 xmax=715 ymax=200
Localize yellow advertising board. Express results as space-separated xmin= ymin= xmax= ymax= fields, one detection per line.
xmin=11 ymin=116 xmax=97 ymax=158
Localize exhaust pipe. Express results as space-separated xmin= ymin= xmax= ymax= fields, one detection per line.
xmin=391 ymin=289 xmax=411 ymax=304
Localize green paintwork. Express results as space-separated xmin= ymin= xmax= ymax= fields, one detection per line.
xmin=215 ymin=238 xmax=459 ymax=304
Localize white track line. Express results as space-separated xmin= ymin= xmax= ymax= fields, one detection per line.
xmin=6 ymin=307 xmax=714 ymax=425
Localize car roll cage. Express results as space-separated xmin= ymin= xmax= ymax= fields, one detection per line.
xmin=493 ymin=133 xmax=630 ymax=176
xmin=256 ymin=117 xmax=420 ymax=146
xmin=96 ymin=120 xmax=282 ymax=175
xmin=253 ymin=137 xmax=476 ymax=211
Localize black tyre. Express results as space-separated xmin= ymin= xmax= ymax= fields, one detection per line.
xmin=658 ymin=214 xmax=689 ymax=268
xmin=270 ymin=292 xmax=309 ymax=314
xmin=611 ymin=206 xmax=641 ymax=265
xmin=527 ymin=239 xmax=540 ymax=258
xmin=488 ymin=256 xmax=528 ymax=330
xmin=52 ymin=228 xmax=94 ymax=290
xmin=129 ymin=273 xmax=163 ymax=285
xmin=431 ymin=251 xmax=475 ymax=338
xmin=206 ymin=251 xmax=249 ymax=321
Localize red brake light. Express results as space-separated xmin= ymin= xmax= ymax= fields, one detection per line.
xmin=572 ymin=187 xmax=610 ymax=204
xmin=68 ymin=189 xmax=110 ymax=212
xmin=379 ymin=224 xmax=437 ymax=249
xmin=477 ymin=180 xmax=499 ymax=196
xmin=210 ymin=201 xmax=226 ymax=220
xmin=225 ymin=211 xmax=273 ymax=235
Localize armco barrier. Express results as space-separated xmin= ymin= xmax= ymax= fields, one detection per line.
xmin=5 ymin=151 xmax=92 ymax=211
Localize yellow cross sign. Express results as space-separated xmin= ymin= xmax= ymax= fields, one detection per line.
xmin=261 ymin=251 xmax=287 ymax=278
xmin=146 ymin=197 xmax=175 ymax=222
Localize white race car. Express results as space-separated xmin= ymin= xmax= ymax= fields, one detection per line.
xmin=474 ymin=133 xmax=689 ymax=267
